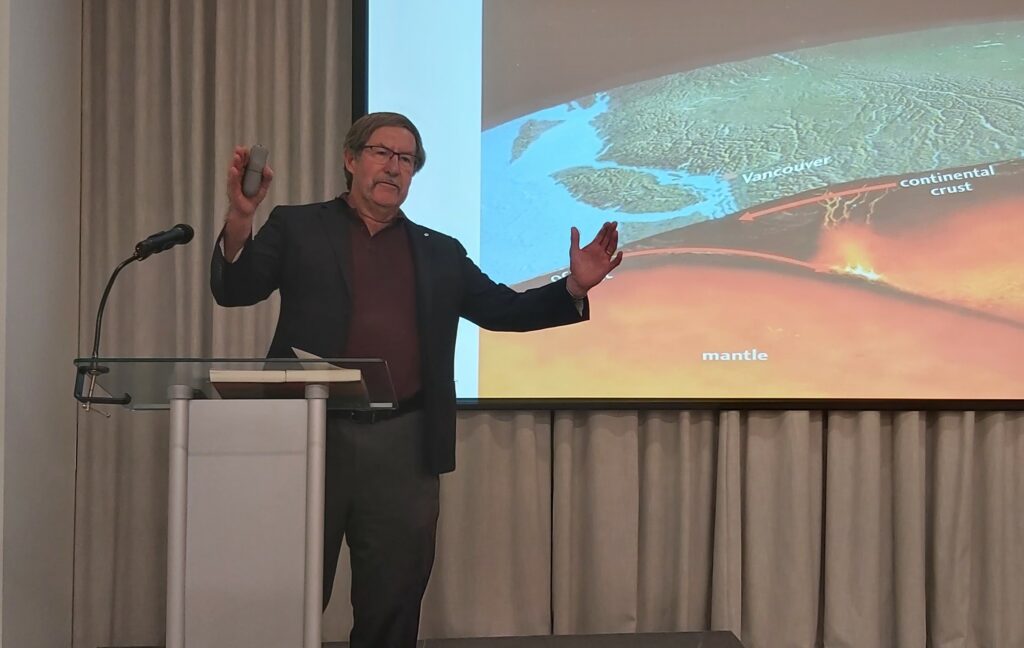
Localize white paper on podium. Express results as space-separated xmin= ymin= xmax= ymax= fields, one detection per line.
xmin=291 ymin=347 xmax=339 ymax=371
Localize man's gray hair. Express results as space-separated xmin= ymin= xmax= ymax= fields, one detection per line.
xmin=344 ymin=112 xmax=427 ymax=188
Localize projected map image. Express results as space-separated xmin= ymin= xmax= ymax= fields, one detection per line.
xmin=478 ymin=22 xmax=1024 ymax=399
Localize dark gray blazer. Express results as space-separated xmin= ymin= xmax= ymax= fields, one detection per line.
xmin=210 ymin=197 xmax=588 ymax=474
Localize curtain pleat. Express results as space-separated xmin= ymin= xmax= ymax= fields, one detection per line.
xmin=419 ymin=411 xmax=554 ymax=639
xmin=552 ymin=411 xmax=642 ymax=633
xmin=636 ymin=411 xmax=717 ymax=631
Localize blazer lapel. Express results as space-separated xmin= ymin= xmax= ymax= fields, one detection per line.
xmin=319 ymin=198 xmax=353 ymax=295
xmin=405 ymin=218 xmax=435 ymax=335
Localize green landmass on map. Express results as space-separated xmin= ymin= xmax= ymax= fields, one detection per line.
xmin=548 ymin=22 xmax=1024 ymax=214
xmin=551 ymin=166 xmax=702 ymax=213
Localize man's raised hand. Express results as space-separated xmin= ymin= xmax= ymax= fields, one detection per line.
xmin=223 ymin=146 xmax=274 ymax=260
xmin=226 ymin=145 xmax=274 ymax=218
xmin=567 ymin=221 xmax=624 ymax=298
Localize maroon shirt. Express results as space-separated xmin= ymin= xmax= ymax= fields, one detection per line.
xmin=340 ymin=203 xmax=422 ymax=401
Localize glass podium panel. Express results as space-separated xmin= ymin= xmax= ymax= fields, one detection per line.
xmin=73 ymin=357 xmax=397 ymax=411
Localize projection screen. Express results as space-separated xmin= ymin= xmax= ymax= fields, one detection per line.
xmin=362 ymin=0 xmax=1024 ymax=404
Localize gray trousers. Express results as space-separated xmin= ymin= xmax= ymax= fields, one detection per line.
xmin=322 ymin=409 xmax=440 ymax=648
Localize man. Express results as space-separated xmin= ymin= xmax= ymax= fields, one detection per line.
xmin=210 ymin=112 xmax=622 ymax=647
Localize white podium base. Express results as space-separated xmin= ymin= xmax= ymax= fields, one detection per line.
xmin=165 ymin=386 xmax=328 ymax=648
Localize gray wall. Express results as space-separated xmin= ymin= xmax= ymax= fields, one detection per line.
xmin=0 ymin=0 xmax=82 ymax=646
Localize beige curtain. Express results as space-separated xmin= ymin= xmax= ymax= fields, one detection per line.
xmin=551 ymin=410 xmax=1024 ymax=648
xmin=75 ymin=2 xmax=1024 ymax=647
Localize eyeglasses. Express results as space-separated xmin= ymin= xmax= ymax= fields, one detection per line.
xmin=360 ymin=144 xmax=417 ymax=171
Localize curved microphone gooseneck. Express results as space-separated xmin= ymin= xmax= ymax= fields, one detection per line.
xmin=76 ymin=224 xmax=195 ymax=410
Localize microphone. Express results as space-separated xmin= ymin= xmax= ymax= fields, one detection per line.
xmin=75 ymin=221 xmax=198 ymax=411
xmin=134 ymin=223 xmax=194 ymax=260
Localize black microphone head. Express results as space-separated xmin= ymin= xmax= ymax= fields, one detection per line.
xmin=134 ymin=223 xmax=196 ymax=259
xmin=173 ymin=223 xmax=195 ymax=244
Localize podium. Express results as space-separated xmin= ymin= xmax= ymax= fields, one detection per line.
xmin=74 ymin=357 xmax=397 ymax=648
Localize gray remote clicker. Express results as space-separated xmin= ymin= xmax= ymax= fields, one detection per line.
xmin=242 ymin=145 xmax=269 ymax=198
